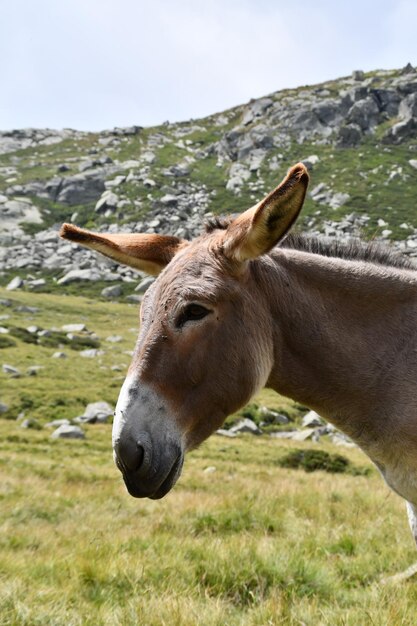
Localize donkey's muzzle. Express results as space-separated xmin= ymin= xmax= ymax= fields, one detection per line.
xmin=113 ymin=377 xmax=184 ymax=499
xmin=113 ymin=430 xmax=183 ymax=499
xmin=114 ymin=431 xmax=149 ymax=475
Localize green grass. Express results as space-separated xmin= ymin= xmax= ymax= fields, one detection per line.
xmin=0 ymin=288 xmax=416 ymax=624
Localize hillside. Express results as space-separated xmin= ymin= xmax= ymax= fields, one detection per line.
xmin=1 ymin=64 xmax=417 ymax=296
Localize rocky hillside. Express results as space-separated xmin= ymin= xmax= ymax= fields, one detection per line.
xmin=1 ymin=64 xmax=417 ymax=295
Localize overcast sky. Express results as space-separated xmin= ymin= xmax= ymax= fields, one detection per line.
xmin=1 ymin=0 xmax=416 ymax=131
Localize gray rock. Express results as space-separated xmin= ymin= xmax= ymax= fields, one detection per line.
xmin=55 ymin=172 xmax=106 ymax=205
xmin=15 ymin=305 xmax=39 ymax=314
xmin=51 ymin=424 xmax=85 ymax=439
xmin=57 ymin=269 xmax=102 ymax=285
xmin=313 ymin=100 xmax=344 ymax=126
xmin=0 ymin=402 xmax=9 ymax=414
xmin=45 ymin=418 xmax=70 ymax=428
xmin=105 ymin=335 xmax=122 ymax=343
xmin=135 ymin=277 xmax=155 ymax=294
xmin=269 ymin=431 xmax=297 ymax=439
xmin=95 ymin=191 xmax=119 ymax=212
xmin=229 ymin=418 xmax=262 ymax=435
xmin=329 ymin=192 xmax=350 ymax=209
xmin=226 ymin=163 xmax=251 ymax=193
xmin=2 ymin=364 xmax=21 ymax=377
xmin=163 ymin=163 xmax=190 ymax=177
xmin=61 ymin=323 xmax=87 ymax=333
xmin=372 ymin=89 xmax=401 ymax=116
xmin=331 ymin=432 xmax=356 ymax=447
xmin=215 ymin=428 xmax=237 ymax=438
xmin=291 ymin=428 xmax=317 ymax=441
xmin=347 ymin=97 xmax=380 ymax=130
xmin=258 ymin=406 xmax=289 ymax=425
xmin=352 ymin=70 xmax=365 ymax=81
xmin=6 ymin=276 xmax=24 ymax=291
xmin=242 ymin=97 xmax=273 ymax=125
xmin=27 ymin=366 xmax=43 ymax=376
xmin=384 ymin=117 xmax=417 ymax=144
xmin=126 ymin=295 xmax=142 ymax=304
xmin=160 ymin=194 xmax=178 ymax=206
xmin=399 ymin=92 xmax=417 ymax=119
xmin=27 ymin=278 xmax=46 ymax=289
xmin=77 ymin=400 xmax=114 ymax=424
xmin=302 ymin=410 xmax=323 ymax=428
xmin=101 ymin=284 xmax=122 ymax=298
xmin=336 ymin=123 xmax=362 ymax=147
xmin=302 ymin=155 xmax=320 ymax=170
xmin=79 ymin=349 xmax=104 ymax=358
xmin=52 ymin=351 xmax=67 ymax=359
xmin=400 ymin=62 xmax=416 ymax=75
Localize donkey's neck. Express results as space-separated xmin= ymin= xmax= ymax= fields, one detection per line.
xmin=261 ymin=249 xmax=417 ymax=442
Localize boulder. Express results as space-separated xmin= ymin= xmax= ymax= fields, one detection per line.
xmin=51 ymin=424 xmax=85 ymax=439
xmin=95 ymin=191 xmax=119 ymax=212
xmin=258 ymin=406 xmax=289 ymax=425
xmin=226 ymin=163 xmax=251 ymax=193
xmin=101 ymin=284 xmax=122 ymax=298
xmin=56 ymin=172 xmax=106 ymax=205
xmin=229 ymin=418 xmax=262 ymax=435
xmin=336 ymin=123 xmax=362 ymax=147
xmin=45 ymin=419 xmax=70 ymax=428
xmin=302 ymin=155 xmax=320 ymax=170
xmin=216 ymin=428 xmax=237 ymax=438
xmin=352 ymin=70 xmax=365 ymax=81
xmin=291 ymin=428 xmax=317 ymax=441
xmin=302 ymin=410 xmax=323 ymax=428
xmin=2 ymin=364 xmax=21 ymax=377
xmin=57 ymin=269 xmax=102 ymax=285
xmin=76 ymin=400 xmax=114 ymax=424
xmin=347 ymin=97 xmax=380 ymax=130
xmin=61 ymin=323 xmax=87 ymax=333
xmin=135 ymin=277 xmax=155 ymax=294
xmin=79 ymin=349 xmax=104 ymax=358
xmin=6 ymin=276 xmax=24 ymax=291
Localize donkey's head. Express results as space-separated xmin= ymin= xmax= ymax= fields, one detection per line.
xmin=60 ymin=163 xmax=308 ymax=498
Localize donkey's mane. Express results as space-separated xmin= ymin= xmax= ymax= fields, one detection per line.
xmin=280 ymin=233 xmax=415 ymax=270
xmin=205 ymin=217 xmax=232 ymax=233
xmin=204 ymin=218 xmax=415 ymax=270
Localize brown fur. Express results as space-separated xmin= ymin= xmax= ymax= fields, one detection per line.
xmin=61 ymin=163 xmax=417 ymax=559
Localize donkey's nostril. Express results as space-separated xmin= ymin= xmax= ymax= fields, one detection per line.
xmin=117 ymin=438 xmax=145 ymax=473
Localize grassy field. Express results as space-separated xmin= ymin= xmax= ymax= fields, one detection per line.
xmin=1 ymin=289 xmax=417 ymax=625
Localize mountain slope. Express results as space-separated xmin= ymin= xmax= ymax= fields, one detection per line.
xmin=1 ymin=64 xmax=417 ymax=293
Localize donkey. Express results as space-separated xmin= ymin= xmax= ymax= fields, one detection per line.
xmin=60 ymin=163 xmax=417 ymax=576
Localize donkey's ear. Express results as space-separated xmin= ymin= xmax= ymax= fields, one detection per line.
xmin=59 ymin=224 xmax=187 ymax=275
xmin=222 ymin=163 xmax=309 ymax=262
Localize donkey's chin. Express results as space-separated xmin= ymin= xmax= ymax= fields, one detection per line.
xmin=123 ymin=453 xmax=184 ymax=500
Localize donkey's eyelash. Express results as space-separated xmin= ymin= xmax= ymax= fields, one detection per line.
xmin=176 ymin=304 xmax=211 ymax=328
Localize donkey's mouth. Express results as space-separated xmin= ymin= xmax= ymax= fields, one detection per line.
xmin=122 ymin=453 xmax=184 ymax=499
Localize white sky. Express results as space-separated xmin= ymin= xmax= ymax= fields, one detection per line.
xmin=1 ymin=0 xmax=416 ymax=131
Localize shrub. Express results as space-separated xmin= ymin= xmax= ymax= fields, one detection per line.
xmin=277 ymin=448 xmax=369 ymax=476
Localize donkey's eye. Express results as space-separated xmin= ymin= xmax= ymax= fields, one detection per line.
xmin=176 ymin=304 xmax=210 ymax=328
